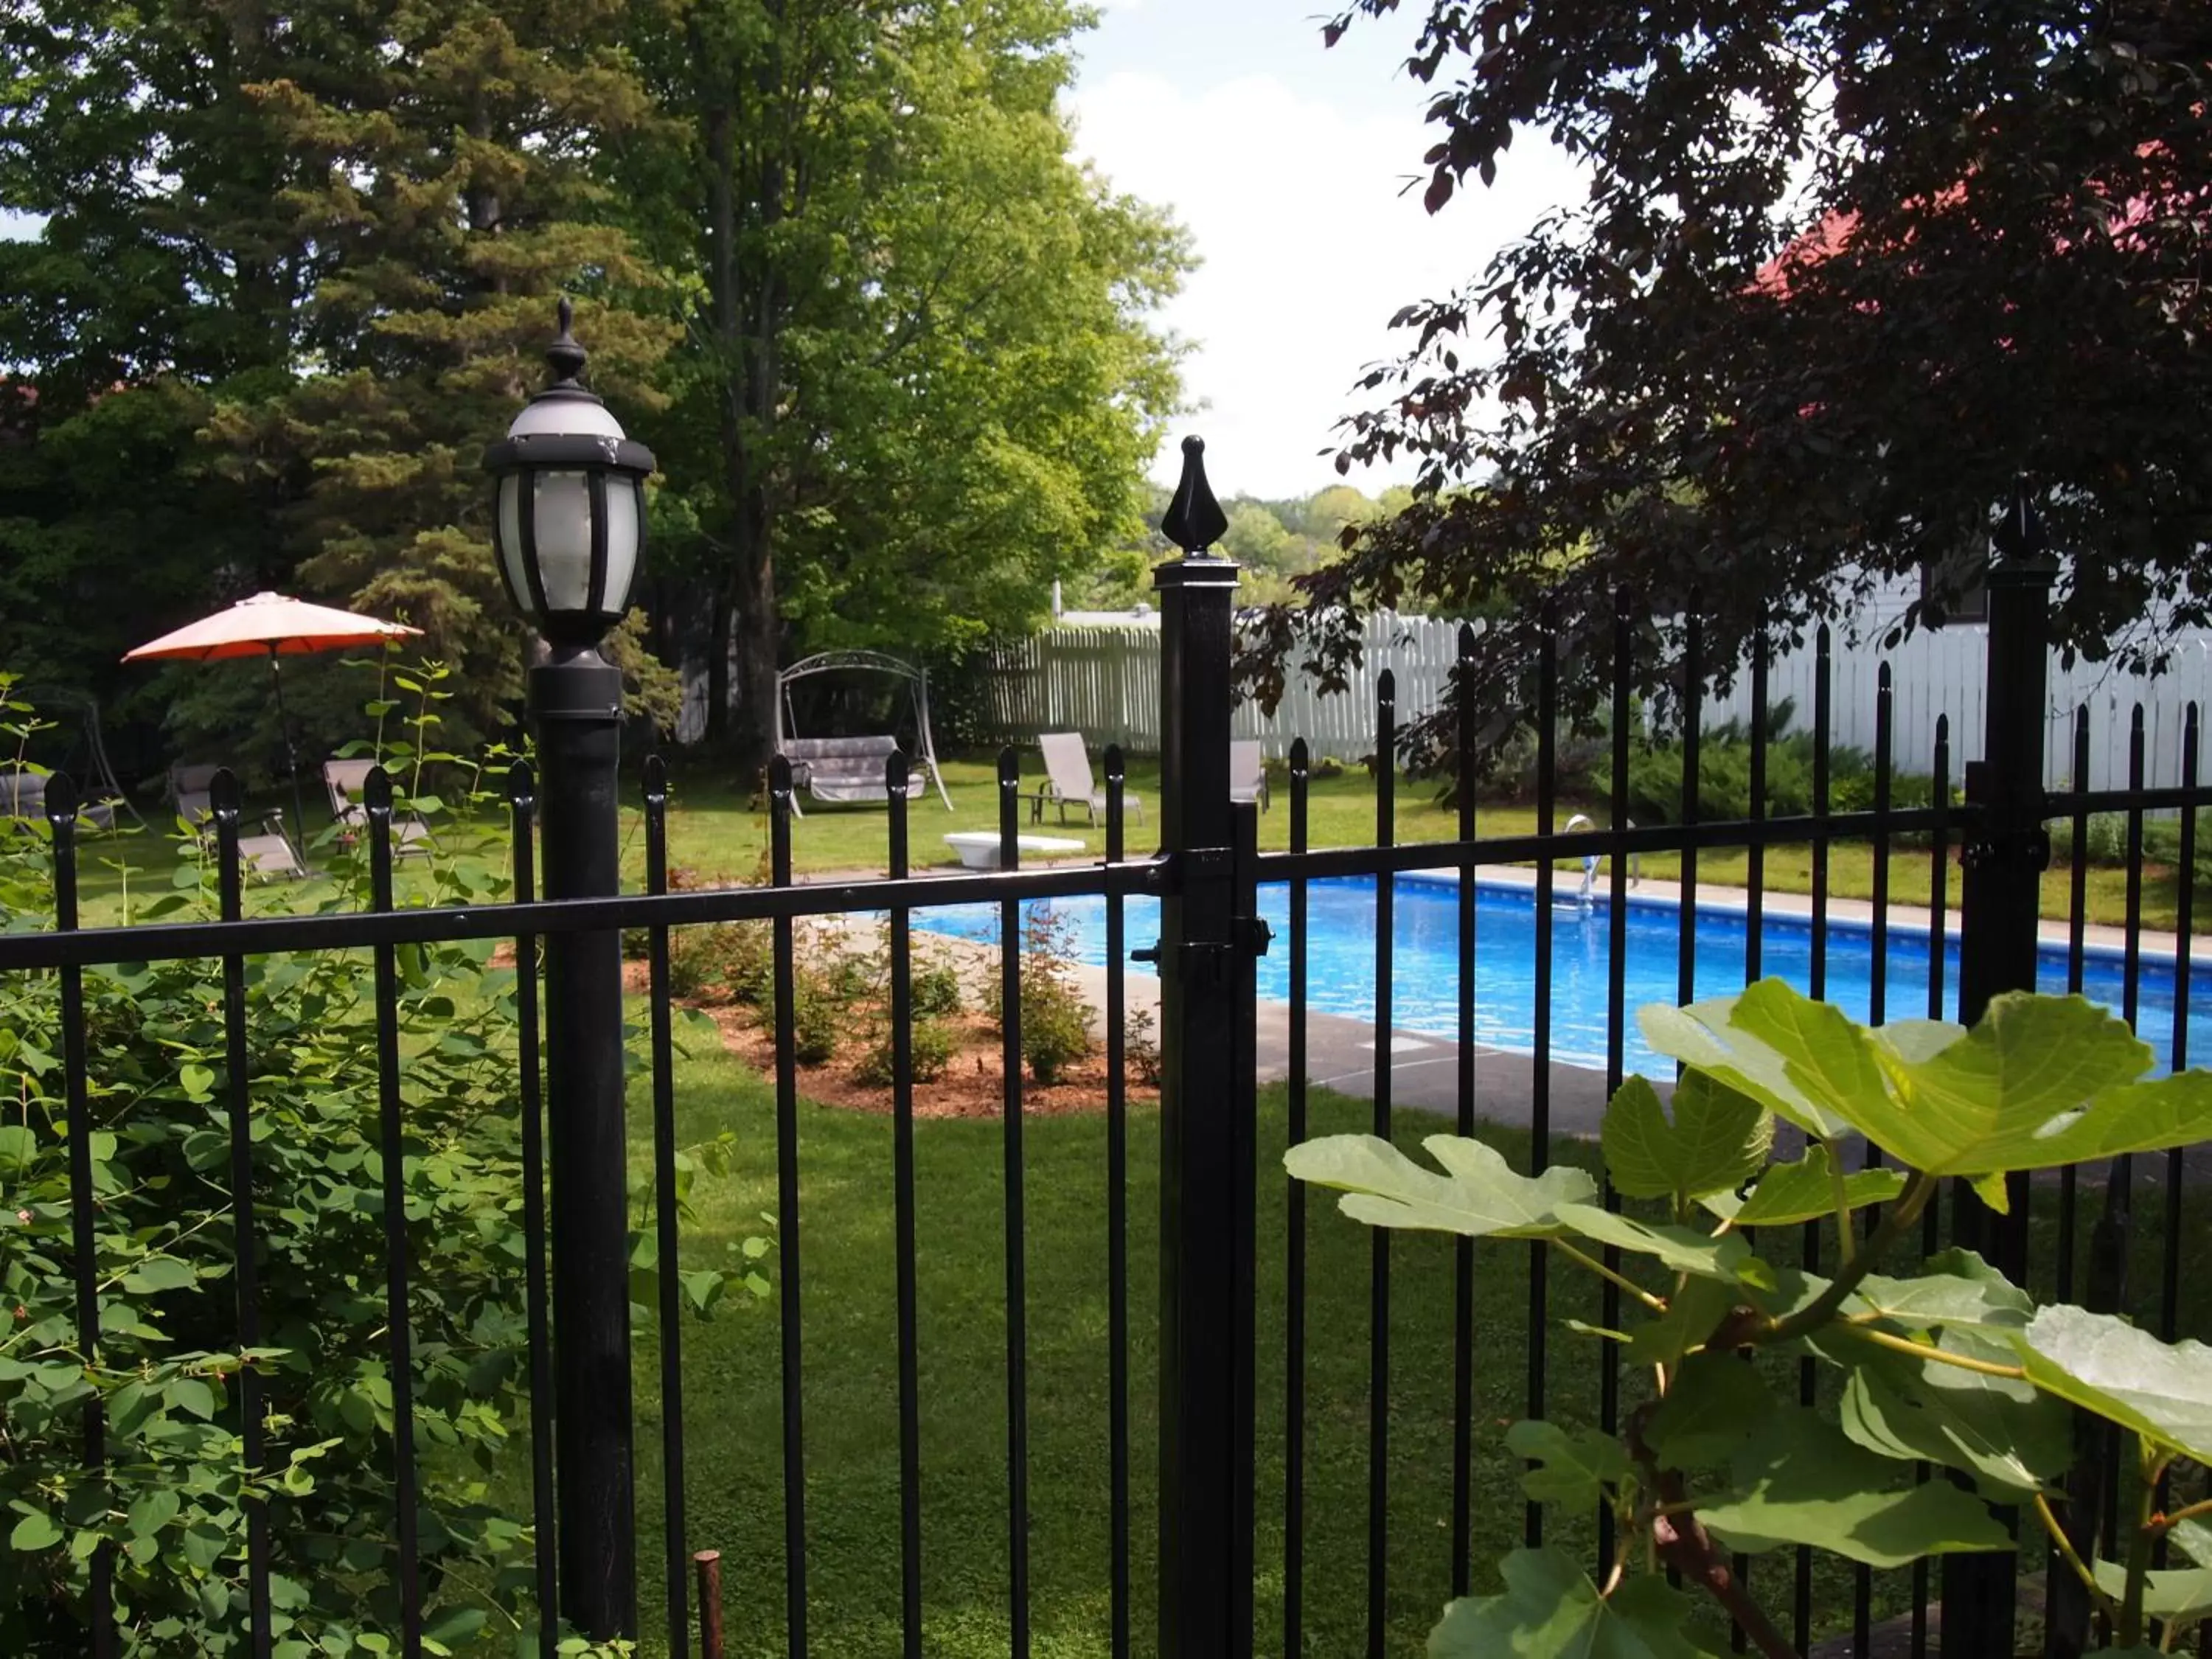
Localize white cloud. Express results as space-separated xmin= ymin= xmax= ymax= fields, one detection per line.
xmin=1068 ymin=65 xmax=1580 ymax=501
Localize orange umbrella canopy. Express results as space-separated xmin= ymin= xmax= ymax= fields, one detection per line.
xmin=122 ymin=592 xmax=420 ymax=662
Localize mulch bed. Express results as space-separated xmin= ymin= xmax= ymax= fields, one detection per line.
xmin=619 ymin=958 xmax=1153 ymax=1119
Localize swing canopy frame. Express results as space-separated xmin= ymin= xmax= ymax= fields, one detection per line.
xmin=773 ymin=650 xmax=954 ymax=813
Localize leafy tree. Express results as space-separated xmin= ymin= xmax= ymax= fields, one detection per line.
xmin=1264 ymin=1 xmax=2212 ymax=751
xmin=633 ymin=0 xmax=1189 ymax=763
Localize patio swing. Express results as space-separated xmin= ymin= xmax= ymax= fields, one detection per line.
xmin=773 ymin=650 xmax=955 ymax=815
xmin=2 ymin=686 xmax=142 ymax=830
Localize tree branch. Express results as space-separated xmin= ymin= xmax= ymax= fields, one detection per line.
xmin=1764 ymin=1169 xmax=1936 ymax=1344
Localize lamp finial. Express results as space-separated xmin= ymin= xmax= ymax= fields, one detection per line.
xmin=546 ymin=296 xmax=587 ymax=391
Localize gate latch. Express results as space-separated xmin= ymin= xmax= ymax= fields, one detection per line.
xmin=1131 ymin=917 xmax=1271 ymax=974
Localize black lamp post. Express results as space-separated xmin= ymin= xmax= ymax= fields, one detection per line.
xmin=485 ymin=298 xmax=655 ymax=1641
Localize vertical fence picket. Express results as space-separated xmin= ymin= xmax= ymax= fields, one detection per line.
xmin=1597 ymin=597 xmax=1632 ymax=1578
xmin=1912 ymin=714 xmax=1951 ymax=1659
xmin=1452 ymin=627 xmax=1478 ymax=1597
xmin=2061 ymin=708 xmax=2092 ymax=1303
xmin=887 ymin=753 xmax=925 ymax=1659
xmin=46 ymin=777 xmax=115 ymax=1657
xmin=643 ymin=757 xmax=689 ymax=1658
xmin=1527 ymin=621 xmax=1557 ymax=1551
xmin=1284 ymin=737 xmax=1310 ymax=1659
xmin=1103 ymin=745 xmax=1131 ymax=1659
xmin=366 ymin=769 xmax=422 ymax=1656
xmin=996 ymin=748 xmax=1032 ymax=1658
xmin=768 ymin=755 xmax=809 ymax=1658
xmin=1857 ymin=662 xmax=1893 ymax=1658
xmin=1366 ymin=670 xmax=1396 ymax=1659
xmin=210 ymin=772 xmax=274 ymax=1658
xmin=509 ymin=762 xmax=559 ymax=1655
xmin=1795 ymin=626 xmax=1832 ymax=1655
xmin=2163 ymin=704 xmax=2198 ymax=1349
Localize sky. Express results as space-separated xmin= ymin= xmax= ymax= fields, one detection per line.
xmin=1063 ymin=0 xmax=1582 ymax=501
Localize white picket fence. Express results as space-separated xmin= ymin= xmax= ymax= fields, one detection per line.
xmin=979 ymin=604 xmax=2212 ymax=790
xmin=978 ymin=612 xmax=1467 ymax=763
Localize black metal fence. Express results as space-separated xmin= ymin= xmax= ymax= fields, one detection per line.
xmin=4 ymin=520 xmax=2209 ymax=1658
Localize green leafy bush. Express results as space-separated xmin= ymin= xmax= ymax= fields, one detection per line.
xmin=911 ymin=950 xmax=964 ymax=1018
xmin=1292 ymin=983 xmax=2212 ymax=1655
xmin=790 ymin=970 xmax=842 ymax=1065
xmin=983 ymin=908 xmax=1095 ymax=1085
xmin=0 ymin=676 xmax=743 ymax=1654
xmin=853 ymin=1018 xmax=956 ymax=1086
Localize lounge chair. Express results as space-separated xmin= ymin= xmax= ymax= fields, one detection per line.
xmin=1031 ymin=732 xmax=1144 ymax=826
xmin=168 ymin=762 xmax=306 ymax=879
xmin=323 ymin=759 xmax=434 ymax=856
xmin=1228 ymin=740 xmax=1270 ymax=813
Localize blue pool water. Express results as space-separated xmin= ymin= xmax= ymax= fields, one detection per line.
xmin=913 ymin=876 xmax=2208 ymax=1081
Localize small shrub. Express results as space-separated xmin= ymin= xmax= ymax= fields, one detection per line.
xmin=1006 ymin=907 xmax=1095 ymax=1084
xmin=791 ymin=970 xmax=841 ymax=1065
xmin=854 ymin=1017 xmax=956 ymax=1085
xmin=912 ymin=950 xmax=964 ymax=1017
xmin=726 ymin=920 xmax=773 ymax=1005
xmin=1124 ymin=1004 xmax=1162 ymax=1088
xmin=667 ymin=923 xmax=735 ymax=1001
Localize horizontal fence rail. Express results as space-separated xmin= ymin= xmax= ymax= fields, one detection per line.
xmin=4 ymin=602 xmax=2210 ymax=1659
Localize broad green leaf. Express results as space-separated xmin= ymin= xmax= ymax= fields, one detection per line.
xmin=1624 ymin=1277 xmax=1737 ymax=1373
xmin=178 ymin=1063 xmax=216 ymax=1101
xmin=1832 ymin=1327 xmax=2070 ymax=1493
xmin=1506 ymin=1419 xmax=1630 ymax=1509
xmin=2012 ymin=1306 xmax=2212 ymax=1463
xmin=1554 ymin=1204 xmax=1775 ymax=1292
xmin=1601 ymin=1074 xmax=1771 ymax=1206
xmin=2093 ymin=1558 xmax=2212 ymax=1621
xmin=122 ymin=1256 xmax=196 ymax=1295
xmin=1698 ymin=1408 xmax=2012 ymax=1568
xmin=2171 ymin=1517 xmax=2212 ymax=1568
xmin=1867 ymin=993 xmax=2169 ymax=1177
xmin=10 ymin=1511 xmax=62 ymax=1552
xmin=1644 ymin=1354 xmax=1778 ymax=1470
xmin=1639 ymin=987 xmax=1859 ymax=1139
xmin=1730 ymin=1144 xmax=1905 ymax=1228
xmin=126 ymin=1487 xmax=180 ymax=1540
xmin=1284 ymin=1134 xmax=1596 ymax=1239
xmin=0 ymin=1124 xmax=35 ymax=1172
xmin=1854 ymin=1249 xmax=2034 ymax=1335
xmin=1427 ymin=1548 xmax=1715 ymax=1658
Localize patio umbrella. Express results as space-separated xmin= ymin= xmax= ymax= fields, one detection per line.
xmin=123 ymin=592 xmax=420 ymax=849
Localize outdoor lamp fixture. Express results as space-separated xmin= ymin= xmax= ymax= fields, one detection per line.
xmin=484 ymin=297 xmax=647 ymax=1642
xmin=484 ymin=296 xmax=655 ymax=650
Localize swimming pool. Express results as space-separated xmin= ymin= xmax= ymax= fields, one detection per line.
xmin=912 ymin=875 xmax=2208 ymax=1080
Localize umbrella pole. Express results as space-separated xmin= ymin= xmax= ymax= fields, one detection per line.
xmin=269 ymin=651 xmax=311 ymax=862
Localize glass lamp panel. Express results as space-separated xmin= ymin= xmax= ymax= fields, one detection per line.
xmin=496 ymin=475 xmax=532 ymax=611
xmin=530 ymin=470 xmax=594 ymax=613
xmin=599 ymin=477 xmax=641 ymax=613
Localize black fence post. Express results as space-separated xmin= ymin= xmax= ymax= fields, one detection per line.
xmin=532 ymin=647 xmax=639 ymax=1641
xmin=1153 ymin=436 xmax=1259 ymax=1659
xmin=1946 ymin=477 xmax=2054 ymax=1657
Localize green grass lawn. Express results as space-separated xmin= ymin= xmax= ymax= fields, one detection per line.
xmin=620 ymin=1028 xmax=2212 ymax=1658
xmin=46 ymin=745 xmax=2199 ymax=932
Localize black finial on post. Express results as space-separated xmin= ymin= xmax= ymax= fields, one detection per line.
xmin=1161 ymin=435 xmax=1230 ymax=557
xmin=1991 ymin=473 xmax=2044 ymax=566
xmin=546 ymin=296 xmax=588 ymax=391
